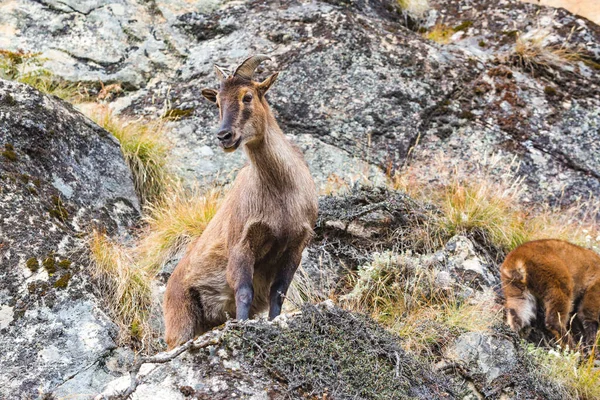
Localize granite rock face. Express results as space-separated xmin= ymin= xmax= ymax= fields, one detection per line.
xmin=2 ymin=0 xmax=600 ymax=398
xmin=0 ymin=79 xmax=139 ymax=398
xmin=114 ymin=0 xmax=600 ymax=208
xmin=3 ymin=0 xmax=599 ymax=207
xmin=443 ymin=327 xmax=568 ymax=399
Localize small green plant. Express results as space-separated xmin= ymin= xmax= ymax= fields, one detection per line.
xmin=0 ymin=49 xmax=84 ymax=102
xmin=424 ymin=24 xmax=455 ymax=44
xmin=453 ymin=20 xmax=473 ymax=32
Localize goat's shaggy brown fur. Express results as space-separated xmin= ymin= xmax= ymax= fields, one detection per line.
xmin=163 ymin=56 xmax=318 ymax=349
xmin=501 ymin=239 xmax=600 ymax=350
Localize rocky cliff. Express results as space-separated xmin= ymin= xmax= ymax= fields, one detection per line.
xmin=0 ymin=79 xmax=139 ymax=396
xmin=1 ymin=0 xmax=599 ymax=398
xmin=2 ymin=0 xmax=599 ymax=205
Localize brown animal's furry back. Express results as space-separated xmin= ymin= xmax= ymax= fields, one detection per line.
xmin=501 ymin=239 xmax=600 ymax=350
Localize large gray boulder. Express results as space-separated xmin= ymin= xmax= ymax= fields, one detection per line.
xmin=117 ymin=0 xmax=600 ymax=208
xmin=442 ymin=327 xmax=569 ymax=399
xmin=4 ymin=0 xmax=599 ymax=208
xmin=0 ymin=79 xmax=140 ymax=398
xmin=0 ymin=0 xmax=222 ymax=88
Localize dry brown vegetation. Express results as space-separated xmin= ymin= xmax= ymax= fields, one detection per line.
xmin=512 ymin=28 xmax=600 ymax=75
xmin=0 ymin=49 xmax=89 ymax=102
xmin=80 ymin=104 xmax=173 ymax=205
xmin=390 ymin=155 xmax=600 ymax=254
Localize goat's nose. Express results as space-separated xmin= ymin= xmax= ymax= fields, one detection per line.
xmin=217 ymin=130 xmax=232 ymax=142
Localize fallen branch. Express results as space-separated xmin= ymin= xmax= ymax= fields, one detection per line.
xmin=100 ymin=331 xmax=223 ymax=399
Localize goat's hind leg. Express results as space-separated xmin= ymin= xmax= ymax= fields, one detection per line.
xmin=268 ymin=248 xmax=304 ymax=320
xmin=578 ymin=281 xmax=600 ymax=353
xmin=269 ymin=228 xmax=312 ymax=320
xmin=163 ymin=268 xmax=204 ymax=349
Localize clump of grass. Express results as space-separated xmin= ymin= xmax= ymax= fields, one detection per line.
xmin=513 ymin=28 xmax=589 ymax=76
xmin=390 ymin=156 xmax=600 ymax=253
xmin=424 ymin=24 xmax=455 ymax=44
xmin=89 ymin=230 xmax=155 ymax=350
xmin=82 ymin=105 xmax=172 ymax=205
xmin=398 ymin=0 xmax=430 ymax=20
xmin=342 ymin=251 xmax=500 ymax=356
xmin=440 ymin=179 xmax=527 ymax=250
xmin=528 ymin=345 xmax=600 ymax=399
xmin=137 ymin=184 xmax=222 ymax=274
xmin=0 ymin=49 xmax=84 ymax=102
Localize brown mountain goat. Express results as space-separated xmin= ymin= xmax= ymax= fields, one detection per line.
xmin=163 ymin=55 xmax=318 ymax=349
xmin=501 ymin=239 xmax=600 ymax=350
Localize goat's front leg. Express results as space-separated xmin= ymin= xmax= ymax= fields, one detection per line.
xmin=269 ymin=247 xmax=304 ymax=320
xmin=226 ymin=245 xmax=255 ymax=321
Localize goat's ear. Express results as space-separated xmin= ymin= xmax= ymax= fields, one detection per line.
xmin=202 ymin=88 xmax=218 ymax=103
xmin=257 ymin=72 xmax=279 ymax=96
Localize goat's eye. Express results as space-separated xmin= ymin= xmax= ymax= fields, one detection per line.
xmin=243 ymin=94 xmax=253 ymax=103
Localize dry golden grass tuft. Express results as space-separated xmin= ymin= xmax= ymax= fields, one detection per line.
xmin=390 ymin=155 xmax=600 ymax=253
xmin=341 ymin=251 xmax=501 ymax=356
xmin=81 ymin=105 xmax=172 ymax=205
xmin=89 ymin=230 xmax=157 ymax=350
xmin=0 ymin=49 xmax=86 ymax=102
xmin=439 ymin=178 xmax=528 ymax=250
xmin=398 ymin=0 xmax=430 ymax=20
xmin=513 ymin=28 xmax=597 ymax=75
xmin=137 ymin=184 xmax=222 ymax=274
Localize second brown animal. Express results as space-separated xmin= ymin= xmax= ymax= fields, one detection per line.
xmin=501 ymin=239 xmax=600 ymax=351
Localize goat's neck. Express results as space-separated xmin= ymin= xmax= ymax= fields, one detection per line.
xmin=245 ymin=114 xmax=296 ymax=190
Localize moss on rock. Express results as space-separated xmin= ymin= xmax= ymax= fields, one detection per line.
xmin=42 ymin=255 xmax=56 ymax=275
xmin=2 ymin=143 xmax=17 ymax=162
xmin=26 ymin=257 xmax=39 ymax=272
xmin=226 ymin=304 xmax=458 ymax=399
xmin=53 ymin=273 xmax=71 ymax=289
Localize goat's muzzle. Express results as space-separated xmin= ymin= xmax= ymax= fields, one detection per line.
xmin=217 ymin=129 xmax=241 ymax=152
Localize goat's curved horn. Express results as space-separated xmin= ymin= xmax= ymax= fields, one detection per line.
xmin=214 ymin=65 xmax=228 ymax=81
xmin=233 ymin=54 xmax=271 ymax=80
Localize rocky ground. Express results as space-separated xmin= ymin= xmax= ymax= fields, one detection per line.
xmin=1 ymin=0 xmax=600 ymax=398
